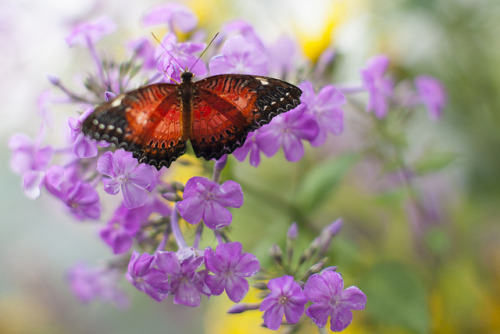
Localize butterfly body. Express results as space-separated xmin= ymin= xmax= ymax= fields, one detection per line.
xmin=82 ymin=72 xmax=302 ymax=169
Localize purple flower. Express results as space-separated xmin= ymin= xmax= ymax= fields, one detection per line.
xmin=104 ymin=91 xmax=116 ymax=101
xmin=8 ymin=133 xmax=53 ymax=199
xmin=360 ymin=55 xmax=394 ymax=118
xmin=142 ymin=3 xmax=197 ymax=33
xmin=126 ymin=251 xmax=170 ymax=302
xmin=44 ymin=165 xmax=101 ymax=220
xmin=155 ymin=33 xmax=207 ymax=83
xmin=133 ymin=194 xmax=172 ymax=224
xmin=69 ymin=109 xmax=98 ymax=158
xmin=300 ymin=81 xmax=345 ymax=146
xmin=232 ymin=131 xmax=266 ymax=167
xmin=155 ymin=251 xmax=209 ymax=307
xmin=65 ymin=16 xmax=116 ymax=47
xmin=258 ymin=104 xmax=319 ymax=161
xmin=415 ymin=75 xmax=446 ymax=121
xmin=220 ymin=20 xmax=266 ymax=52
xmin=259 ymin=276 xmax=308 ymax=330
xmin=128 ymin=37 xmax=157 ymax=70
xmin=97 ymin=150 xmax=157 ymax=209
xmin=267 ymin=35 xmax=299 ymax=77
xmin=68 ymin=263 xmax=129 ymax=308
xmin=63 ymin=181 xmax=102 ymax=220
xmin=22 ymin=170 xmax=46 ymax=199
xmin=100 ymin=204 xmax=141 ymax=254
xmin=304 ymin=271 xmax=366 ymax=332
xmin=209 ymin=35 xmax=268 ymax=75
xmin=100 ymin=196 xmax=171 ymax=254
xmin=177 ymin=176 xmax=243 ymax=229
xmin=204 ymin=242 xmax=260 ymax=302
xmin=8 ymin=133 xmax=53 ymax=175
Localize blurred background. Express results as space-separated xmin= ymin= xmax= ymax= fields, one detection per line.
xmin=1 ymin=0 xmax=500 ymax=333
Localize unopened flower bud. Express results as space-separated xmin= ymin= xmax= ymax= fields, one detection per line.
xmin=287 ymin=222 xmax=298 ymax=240
xmin=227 ymin=302 xmax=260 ymax=313
xmin=47 ymin=74 xmax=60 ymax=85
xmin=162 ymin=192 xmax=179 ymax=201
xmin=270 ymin=244 xmax=283 ymax=266
xmin=253 ymin=282 xmax=268 ymax=290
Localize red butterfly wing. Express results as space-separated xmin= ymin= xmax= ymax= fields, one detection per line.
xmin=190 ymin=75 xmax=302 ymax=160
xmin=82 ymin=84 xmax=186 ymax=169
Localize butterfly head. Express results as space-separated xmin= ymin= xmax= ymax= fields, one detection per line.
xmin=180 ymin=71 xmax=194 ymax=83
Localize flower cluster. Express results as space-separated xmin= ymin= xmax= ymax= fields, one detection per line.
xmin=126 ymin=241 xmax=259 ymax=306
xmin=226 ymin=221 xmax=366 ymax=331
xmin=260 ymin=271 xmax=366 ymax=332
xmin=8 ymin=2 xmax=447 ymax=332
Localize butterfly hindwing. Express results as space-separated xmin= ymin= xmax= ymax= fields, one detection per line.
xmin=190 ymin=74 xmax=302 ymax=160
xmin=82 ymin=84 xmax=186 ymax=169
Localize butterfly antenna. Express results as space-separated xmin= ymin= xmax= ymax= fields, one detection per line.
xmin=190 ymin=32 xmax=220 ymax=73
xmin=151 ymin=32 xmax=185 ymax=70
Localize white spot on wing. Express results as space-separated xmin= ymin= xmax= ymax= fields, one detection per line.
xmin=111 ymin=94 xmax=125 ymax=107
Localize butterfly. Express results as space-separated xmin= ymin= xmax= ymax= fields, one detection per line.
xmin=82 ymin=71 xmax=302 ymax=170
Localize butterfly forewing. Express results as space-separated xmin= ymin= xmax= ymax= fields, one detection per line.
xmin=82 ymin=72 xmax=302 ymax=169
xmin=82 ymin=84 xmax=187 ymax=169
xmin=190 ymin=74 xmax=302 ymax=160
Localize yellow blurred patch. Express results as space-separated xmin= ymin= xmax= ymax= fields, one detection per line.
xmin=294 ymin=0 xmax=367 ymax=61
xmin=162 ymin=154 xmax=207 ymax=185
xmin=187 ymin=0 xmax=228 ymax=27
xmin=205 ymin=287 xmax=271 ymax=334
xmin=0 ymin=295 xmax=53 ymax=334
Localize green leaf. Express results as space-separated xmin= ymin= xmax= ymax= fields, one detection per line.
xmin=361 ymin=261 xmax=430 ymax=333
xmin=294 ymin=153 xmax=358 ymax=213
xmin=413 ymin=151 xmax=456 ymax=174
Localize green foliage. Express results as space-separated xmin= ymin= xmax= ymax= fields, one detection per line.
xmin=413 ymin=151 xmax=457 ymax=175
xmin=294 ymin=153 xmax=359 ymax=214
xmin=362 ymin=261 xmax=430 ymax=333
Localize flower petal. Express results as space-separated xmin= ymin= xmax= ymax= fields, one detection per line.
xmin=127 ymin=163 xmax=156 ymax=189
xmin=202 ymin=202 xmax=232 ymax=229
xmin=305 ymin=303 xmax=331 ymax=328
xmin=340 ymin=286 xmax=367 ymax=310
xmin=225 ymin=276 xmax=249 ymax=302
xmin=215 ymin=180 xmax=243 ymax=208
xmin=177 ymin=195 xmax=205 ymax=224
xmin=233 ymin=252 xmax=260 ymax=277
xmin=155 ymin=251 xmax=181 ymax=275
xmin=283 ymin=298 xmax=306 ymax=324
xmin=330 ymin=307 xmax=353 ymax=332
xmin=96 ymin=151 xmax=114 ymax=176
xmin=121 ymin=182 xmax=148 ymax=209
xmin=257 ymin=125 xmax=283 ymax=157
xmin=173 ymin=281 xmax=201 ymax=307
xmin=304 ymin=273 xmax=330 ymax=303
xmin=102 ymin=177 xmax=121 ymax=195
xmin=205 ymin=274 xmax=225 ymax=295
xmin=263 ymin=303 xmax=284 ymax=330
